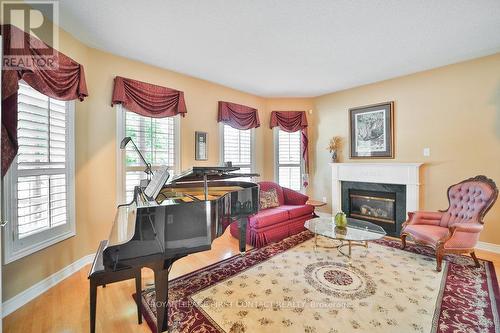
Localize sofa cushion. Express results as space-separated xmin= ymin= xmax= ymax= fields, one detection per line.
xmin=260 ymin=188 xmax=280 ymax=209
xmin=249 ymin=208 xmax=289 ymax=229
xmin=276 ymin=204 xmax=314 ymax=219
xmin=258 ymin=182 xmax=285 ymax=205
xmin=403 ymin=224 xmax=450 ymax=244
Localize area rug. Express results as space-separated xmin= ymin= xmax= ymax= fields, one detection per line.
xmin=138 ymin=231 xmax=500 ymax=333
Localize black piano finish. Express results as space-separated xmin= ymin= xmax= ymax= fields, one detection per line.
xmin=89 ymin=167 xmax=259 ymax=333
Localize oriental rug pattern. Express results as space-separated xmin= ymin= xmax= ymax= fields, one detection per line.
xmin=139 ymin=231 xmax=500 ymax=333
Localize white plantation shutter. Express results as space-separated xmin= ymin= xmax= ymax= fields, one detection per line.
xmin=4 ymin=82 xmax=75 ymax=262
xmin=276 ymin=129 xmax=302 ymax=191
xmin=222 ymin=124 xmax=253 ymax=180
xmin=123 ymin=111 xmax=177 ymax=202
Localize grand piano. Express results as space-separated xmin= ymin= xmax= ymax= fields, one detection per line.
xmin=89 ymin=166 xmax=259 ymax=333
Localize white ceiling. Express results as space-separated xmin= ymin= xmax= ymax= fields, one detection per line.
xmin=58 ymin=0 xmax=500 ymax=97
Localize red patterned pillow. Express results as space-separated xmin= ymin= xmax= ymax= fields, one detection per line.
xmin=260 ymin=188 xmax=280 ymax=209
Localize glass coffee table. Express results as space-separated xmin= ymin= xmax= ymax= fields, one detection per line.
xmin=304 ymin=217 xmax=386 ymax=258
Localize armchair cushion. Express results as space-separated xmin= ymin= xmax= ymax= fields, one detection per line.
xmin=283 ymin=187 xmax=308 ymax=205
xmin=403 ymin=225 xmax=449 ymax=244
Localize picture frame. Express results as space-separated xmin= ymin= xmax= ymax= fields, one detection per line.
xmin=349 ymin=101 xmax=394 ymax=159
xmin=195 ymin=131 xmax=208 ymax=160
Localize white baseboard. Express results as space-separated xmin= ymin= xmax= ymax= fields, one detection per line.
xmin=2 ymin=253 xmax=95 ymax=318
xmin=476 ymin=241 xmax=500 ymax=254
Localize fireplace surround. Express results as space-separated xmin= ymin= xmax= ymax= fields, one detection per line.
xmin=331 ymin=163 xmax=423 ymax=237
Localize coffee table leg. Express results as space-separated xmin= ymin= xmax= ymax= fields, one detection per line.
xmin=348 ymin=240 xmax=352 ymax=257
xmin=362 ymin=241 xmax=368 ymax=257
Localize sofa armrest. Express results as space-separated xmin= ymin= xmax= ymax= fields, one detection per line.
xmin=403 ymin=211 xmax=443 ymax=228
xmin=283 ymin=187 xmax=308 ymax=205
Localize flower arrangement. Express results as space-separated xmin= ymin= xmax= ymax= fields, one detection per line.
xmin=327 ymin=136 xmax=341 ymax=162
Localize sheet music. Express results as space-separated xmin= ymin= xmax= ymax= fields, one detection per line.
xmin=144 ymin=166 xmax=170 ymax=199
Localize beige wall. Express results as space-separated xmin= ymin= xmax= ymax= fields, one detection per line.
xmin=2 ymin=28 xmax=312 ymax=301
xmin=311 ymin=53 xmax=500 ymax=244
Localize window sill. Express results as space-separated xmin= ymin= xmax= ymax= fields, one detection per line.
xmin=3 ymin=230 xmax=76 ymax=265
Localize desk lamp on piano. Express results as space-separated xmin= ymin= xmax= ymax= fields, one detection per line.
xmin=88 ymin=137 xmax=259 ymax=333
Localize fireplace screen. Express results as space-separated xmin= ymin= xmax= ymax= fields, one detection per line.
xmin=349 ymin=190 xmax=396 ymax=224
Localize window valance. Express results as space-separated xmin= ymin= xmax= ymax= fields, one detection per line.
xmin=1 ymin=24 xmax=89 ymax=177
xmin=270 ymin=110 xmax=308 ymax=132
xmin=111 ymin=76 xmax=187 ymax=118
xmin=217 ymin=101 xmax=260 ymax=130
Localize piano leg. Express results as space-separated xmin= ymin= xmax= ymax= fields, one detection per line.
xmin=135 ymin=270 xmax=143 ymax=324
xmin=153 ymin=267 xmax=169 ymax=333
xmin=239 ymin=218 xmax=247 ymax=254
xmin=89 ymin=279 xmax=97 ymax=333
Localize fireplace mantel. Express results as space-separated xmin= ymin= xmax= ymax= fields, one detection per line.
xmin=331 ymin=162 xmax=423 ymax=217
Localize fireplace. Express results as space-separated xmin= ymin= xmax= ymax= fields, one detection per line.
xmin=341 ymin=181 xmax=406 ymax=237
xmin=331 ymin=163 xmax=422 ymax=237
xmin=349 ymin=189 xmax=396 ymax=224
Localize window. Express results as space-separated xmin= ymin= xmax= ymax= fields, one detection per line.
xmin=3 ymin=82 xmax=75 ymax=263
xmin=275 ymin=128 xmax=302 ymax=191
xmin=220 ymin=124 xmax=254 ymax=179
xmin=117 ymin=106 xmax=180 ymax=203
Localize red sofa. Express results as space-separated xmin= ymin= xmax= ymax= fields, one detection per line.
xmin=230 ymin=181 xmax=314 ymax=247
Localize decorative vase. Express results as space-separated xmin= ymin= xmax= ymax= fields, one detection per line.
xmin=334 ymin=211 xmax=347 ymax=228
xmin=331 ymin=150 xmax=338 ymax=163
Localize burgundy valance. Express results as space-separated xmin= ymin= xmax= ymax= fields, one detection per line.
xmin=270 ymin=110 xmax=308 ymax=132
xmin=1 ymin=24 xmax=89 ymax=177
xmin=111 ymin=76 xmax=187 ymax=118
xmin=270 ymin=111 xmax=309 ymax=186
xmin=217 ymin=101 xmax=260 ymax=130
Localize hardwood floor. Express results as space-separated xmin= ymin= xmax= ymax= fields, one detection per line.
xmin=4 ymin=231 xmax=500 ymax=333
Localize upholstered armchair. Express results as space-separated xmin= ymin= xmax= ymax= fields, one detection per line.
xmin=401 ymin=175 xmax=498 ymax=271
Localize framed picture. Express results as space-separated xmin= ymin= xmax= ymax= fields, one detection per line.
xmin=195 ymin=131 xmax=208 ymax=160
xmin=349 ymin=101 xmax=394 ymax=159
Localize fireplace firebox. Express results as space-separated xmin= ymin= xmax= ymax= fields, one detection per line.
xmin=349 ymin=190 xmax=396 ymax=224
xmin=341 ymin=181 xmax=406 ymax=237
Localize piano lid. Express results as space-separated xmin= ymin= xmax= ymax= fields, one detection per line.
xmin=169 ymin=166 xmax=259 ymax=183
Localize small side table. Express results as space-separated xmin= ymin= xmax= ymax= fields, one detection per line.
xmin=306 ymin=199 xmax=327 ymax=217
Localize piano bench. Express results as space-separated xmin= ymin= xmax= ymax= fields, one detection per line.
xmin=88 ymin=241 xmax=143 ymax=333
